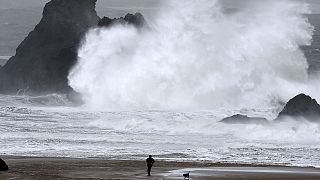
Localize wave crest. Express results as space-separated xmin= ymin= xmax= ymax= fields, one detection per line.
xmin=69 ymin=0 xmax=316 ymax=110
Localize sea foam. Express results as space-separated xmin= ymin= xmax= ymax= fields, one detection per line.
xmin=69 ymin=0 xmax=316 ymax=111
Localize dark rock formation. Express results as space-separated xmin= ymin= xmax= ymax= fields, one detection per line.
xmin=276 ymin=94 xmax=320 ymax=122
xmin=98 ymin=13 xmax=146 ymax=28
xmin=0 ymin=0 xmax=100 ymax=94
xmin=0 ymin=0 xmax=146 ymax=96
xmin=220 ymin=114 xmax=269 ymax=125
xmin=220 ymin=94 xmax=320 ymax=124
xmin=0 ymin=158 xmax=8 ymax=171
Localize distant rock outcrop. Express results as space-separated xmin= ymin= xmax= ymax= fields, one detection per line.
xmin=220 ymin=114 xmax=269 ymax=125
xmin=0 ymin=158 xmax=8 ymax=171
xmin=220 ymin=94 xmax=320 ymax=125
xmin=98 ymin=13 xmax=146 ymax=28
xmin=276 ymin=94 xmax=320 ymax=122
xmin=0 ymin=0 xmax=100 ymax=94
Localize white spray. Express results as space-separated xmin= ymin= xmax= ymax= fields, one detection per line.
xmin=69 ymin=0 xmax=316 ymax=111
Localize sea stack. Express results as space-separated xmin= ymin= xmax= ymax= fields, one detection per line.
xmin=0 ymin=0 xmax=100 ymax=94
xmin=276 ymin=94 xmax=320 ymax=122
xmin=0 ymin=0 xmax=147 ymax=96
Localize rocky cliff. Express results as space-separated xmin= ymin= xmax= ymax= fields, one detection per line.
xmin=0 ymin=0 xmax=146 ymax=95
xmin=0 ymin=0 xmax=100 ymax=94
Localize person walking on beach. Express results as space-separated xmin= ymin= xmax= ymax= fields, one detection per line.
xmin=146 ymin=155 xmax=155 ymax=176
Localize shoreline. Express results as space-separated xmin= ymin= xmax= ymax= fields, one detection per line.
xmin=2 ymin=155 xmax=318 ymax=168
xmin=1 ymin=156 xmax=320 ymax=179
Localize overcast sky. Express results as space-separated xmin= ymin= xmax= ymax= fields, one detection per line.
xmin=0 ymin=0 xmax=320 ymax=14
xmin=0 ymin=0 xmax=319 ymax=57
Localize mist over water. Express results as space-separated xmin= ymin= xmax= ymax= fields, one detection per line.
xmin=69 ymin=0 xmax=317 ymax=111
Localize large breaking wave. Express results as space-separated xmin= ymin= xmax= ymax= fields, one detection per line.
xmin=69 ymin=0 xmax=317 ymax=110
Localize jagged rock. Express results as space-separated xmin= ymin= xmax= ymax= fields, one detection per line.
xmin=124 ymin=13 xmax=146 ymax=28
xmin=0 ymin=0 xmax=146 ymax=96
xmin=276 ymin=94 xmax=320 ymax=122
xmin=0 ymin=158 xmax=8 ymax=171
xmin=98 ymin=13 xmax=146 ymax=28
xmin=220 ymin=114 xmax=269 ymax=125
xmin=0 ymin=0 xmax=100 ymax=94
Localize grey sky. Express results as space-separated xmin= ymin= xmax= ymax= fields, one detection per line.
xmin=0 ymin=0 xmax=319 ymax=56
xmin=0 ymin=0 xmax=319 ymax=13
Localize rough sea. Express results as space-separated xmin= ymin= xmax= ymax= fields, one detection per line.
xmin=0 ymin=94 xmax=320 ymax=167
xmin=1 ymin=0 xmax=320 ymax=168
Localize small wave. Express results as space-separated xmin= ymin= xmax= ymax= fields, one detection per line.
xmin=24 ymin=94 xmax=72 ymax=106
xmin=0 ymin=94 xmax=72 ymax=107
xmin=86 ymin=110 xmax=320 ymax=144
xmin=0 ymin=107 xmax=31 ymax=114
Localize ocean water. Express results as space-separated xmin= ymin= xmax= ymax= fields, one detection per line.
xmin=0 ymin=94 xmax=320 ymax=167
xmin=1 ymin=0 xmax=320 ymax=168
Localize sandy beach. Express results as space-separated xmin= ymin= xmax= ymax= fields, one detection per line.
xmin=1 ymin=156 xmax=320 ymax=179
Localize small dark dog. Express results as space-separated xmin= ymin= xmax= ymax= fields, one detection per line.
xmin=183 ymin=172 xmax=190 ymax=179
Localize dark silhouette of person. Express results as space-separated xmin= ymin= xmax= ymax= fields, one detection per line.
xmin=146 ymin=155 xmax=155 ymax=176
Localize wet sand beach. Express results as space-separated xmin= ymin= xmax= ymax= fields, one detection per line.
xmin=1 ymin=156 xmax=320 ymax=179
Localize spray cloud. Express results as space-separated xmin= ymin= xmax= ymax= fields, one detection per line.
xmin=69 ymin=0 xmax=316 ymax=110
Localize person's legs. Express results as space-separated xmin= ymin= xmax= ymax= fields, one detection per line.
xmin=147 ymin=166 xmax=152 ymax=176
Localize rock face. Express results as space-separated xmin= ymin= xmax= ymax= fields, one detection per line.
xmin=98 ymin=13 xmax=146 ymax=28
xmin=220 ymin=114 xmax=269 ymax=125
xmin=0 ymin=158 xmax=8 ymax=171
xmin=0 ymin=0 xmax=100 ymax=94
xmin=276 ymin=94 xmax=320 ymax=122
xmin=0 ymin=0 xmax=147 ymax=95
